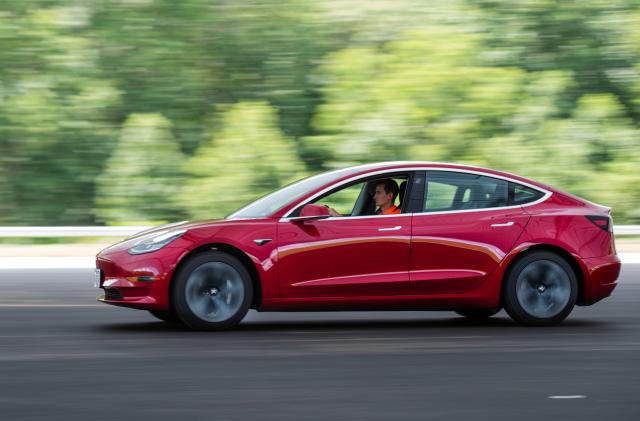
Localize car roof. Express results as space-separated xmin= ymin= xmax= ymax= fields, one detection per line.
xmin=334 ymin=161 xmax=552 ymax=189
xmin=272 ymin=161 xmax=556 ymax=218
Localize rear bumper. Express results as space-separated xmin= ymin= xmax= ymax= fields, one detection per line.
xmin=579 ymin=254 xmax=621 ymax=306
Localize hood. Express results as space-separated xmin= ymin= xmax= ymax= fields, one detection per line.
xmin=123 ymin=220 xmax=217 ymax=241
xmin=97 ymin=217 xmax=266 ymax=256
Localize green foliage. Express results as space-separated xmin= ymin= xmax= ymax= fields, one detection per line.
xmin=0 ymin=0 xmax=640 ymax=224
xmin=94 ymin=113 xmax=184 ymax=224
xmin=177 ymin=102 xmax=305 ymax=219
xmin=307 ymin=27 xmax=527 ymax=167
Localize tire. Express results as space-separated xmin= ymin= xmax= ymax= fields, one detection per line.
xmin=503 ymin=251 xmax=578 ymax=326
xmin=148 ymin=310 xmax=181 ymax=323
xmin=172 ymin=251 xmax=253 ymax=331
xmin=455 ymin=308 xmax=500 ymax=319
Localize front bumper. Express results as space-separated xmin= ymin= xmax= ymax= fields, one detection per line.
xmin=95 ymin=246 xmax=185 ymax=311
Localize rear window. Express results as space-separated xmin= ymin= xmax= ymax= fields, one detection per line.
xmin=423 ymin=171 xmax=508 ymax=212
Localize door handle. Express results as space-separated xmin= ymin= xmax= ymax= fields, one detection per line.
xmin=378 ymin=225 xmax=402 ymax=231
xmin=491 ymin=221 xmax=514 ymax=227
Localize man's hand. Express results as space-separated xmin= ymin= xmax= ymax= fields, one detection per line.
xmin=327 ymin=207 xmax=341 ymax=217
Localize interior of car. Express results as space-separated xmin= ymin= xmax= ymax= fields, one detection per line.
xmin=295 ymin=174 xmax=409 ymax=217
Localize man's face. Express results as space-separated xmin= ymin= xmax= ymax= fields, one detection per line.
xmin=374 ymin=184 xmax=393 ymax=207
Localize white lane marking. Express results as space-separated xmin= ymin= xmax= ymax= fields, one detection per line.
xmin=548 ymin=395 xmax=586 ymax=399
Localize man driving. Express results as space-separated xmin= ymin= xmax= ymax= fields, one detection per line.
xmin=374 ymin=179 xmax=401 ymax=215
xmin=327 ymin=178 xmax=401 ymax=216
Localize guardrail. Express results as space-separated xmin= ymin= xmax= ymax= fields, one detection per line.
xmin=616 ymin=225 xmax=640 ymax=236
xmin=0 ymin=226 xmax=151 ymax=237
xmin=0 ymin=225 xmax=639 ymax=237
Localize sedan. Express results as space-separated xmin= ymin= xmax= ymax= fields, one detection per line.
xmin=95 ymin=162 xmax=620 ymax=329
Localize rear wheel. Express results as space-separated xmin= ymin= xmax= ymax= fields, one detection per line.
xmin=503 ymin=251 xmax=577 ymax=326
xmin=455 ymin=308 xmax=500 ymax=319
xmin=172 ymin=251 xmax=253 ymax=331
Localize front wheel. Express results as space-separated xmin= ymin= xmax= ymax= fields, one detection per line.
xmin=503 ymin=251 xmax=578 ymax=326
xmin=172 ymin=251 xmax=253 ymax=331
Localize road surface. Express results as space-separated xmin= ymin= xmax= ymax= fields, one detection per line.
xmin=0 ymin=266 xmax=638 ymax=420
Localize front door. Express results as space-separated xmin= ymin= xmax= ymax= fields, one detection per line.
xmin=277 ymin=174 xmax=413 ymax=298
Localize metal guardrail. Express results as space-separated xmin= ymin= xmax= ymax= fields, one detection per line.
xmin=0 ymin=225 xmax=639 ymax=237
xmin=0 ymin=226 xmax=151 ymax=237
xmin=615 ymin=225 xmax=640 ymax=236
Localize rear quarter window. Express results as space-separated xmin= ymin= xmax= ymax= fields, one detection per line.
xmin=510 ymin=183 xmax=545 ymax=205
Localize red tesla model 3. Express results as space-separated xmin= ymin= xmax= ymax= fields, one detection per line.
xmin=95 ymin=162 xmax=620 ymax=329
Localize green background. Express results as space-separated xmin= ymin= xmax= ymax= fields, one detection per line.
xmin=1 ymin=0 xmax=640 ymax=225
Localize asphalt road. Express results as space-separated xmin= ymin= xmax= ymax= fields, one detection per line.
xmin=0 ymin=266 xmax=638 ymax=421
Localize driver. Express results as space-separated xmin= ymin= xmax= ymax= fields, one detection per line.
xmin=326 ymin=178 xmax=401 ymax=216
xmin=373 ymin=179 xmax=401 ymax=215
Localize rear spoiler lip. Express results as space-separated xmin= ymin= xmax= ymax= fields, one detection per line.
xmin=580 ymin=198 xmax=611 ymax=215
xmin=552 ymin=190 xmax=611 ymax=215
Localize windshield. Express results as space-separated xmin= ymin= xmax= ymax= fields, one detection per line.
xmin=227 ymin=164 xmax=381 ymax=219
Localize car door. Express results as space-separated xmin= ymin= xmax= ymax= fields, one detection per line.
xmin=277 ymin=173 xmax=414 ymax=298
xmin=409 ymin=170 xmax=531 ymax=295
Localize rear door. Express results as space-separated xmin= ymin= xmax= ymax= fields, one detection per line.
xmin=409 ymin=170 xmax=530 ymax=295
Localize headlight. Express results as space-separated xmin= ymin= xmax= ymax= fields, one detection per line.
xmin=127 ymin=229 xmax=187 ymax=255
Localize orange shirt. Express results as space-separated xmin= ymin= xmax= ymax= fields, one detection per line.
xmin=382 ymin=205 xmax=401 ymax=215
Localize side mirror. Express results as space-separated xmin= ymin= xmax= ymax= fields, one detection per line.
xmin=289 ymin=204 xmax=331 ymax=223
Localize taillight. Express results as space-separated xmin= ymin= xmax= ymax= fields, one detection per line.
xmin=586 ymin=215 xmax=611 ymax=232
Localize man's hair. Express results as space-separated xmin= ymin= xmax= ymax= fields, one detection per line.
xmin=376 ymin=179 xmax=399 ymax=201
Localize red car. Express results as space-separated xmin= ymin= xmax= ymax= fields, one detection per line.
xmin=95 ymin=162 xmax=620 ymax=329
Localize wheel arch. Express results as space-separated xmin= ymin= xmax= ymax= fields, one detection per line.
xmin=499 ymin=244 xmax=586 ymax=307
xmin=170 ymin=243 xmax=263 ymax=310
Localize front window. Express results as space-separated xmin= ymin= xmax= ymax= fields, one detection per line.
xmin=227 ymin=164 xmax=386 ymax=219
xmin=293 ymin=173 xmax=410 ymax=217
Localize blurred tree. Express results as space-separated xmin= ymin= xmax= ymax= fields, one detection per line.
xmin=91 ymin=0 xmax=345 ymax=151
xmin=177 ymin=101 xmax=305 ymax=219
xmin=0 ymin=4 xmax=120 ymax=225
xmin=306 ymin=28 xmax=526 ymax=166
xmin=1 ymin=0 xmax=640 ymax=224
xmin=95 ymin=114 xmax=185 ymax=224
xmin=476 ymin=0 xmax=640 ymax=122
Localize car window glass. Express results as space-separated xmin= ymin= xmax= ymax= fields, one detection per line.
xmin=511 ymin=183 xmax=544 ymax=205
xmin=227 ymin=163 xmax=389 ymax=219
xmin=309 ymin=175 xmax=408 ymax=217
xmin=424 ymin=171 xmax=508 ymax=212
xmin=318 ymin=182 xmax=365 ymax=216
xmin=425 ymin=181 xmax=457 ymax=210
xmin=461 ymin=188 xmax=471 ymax=203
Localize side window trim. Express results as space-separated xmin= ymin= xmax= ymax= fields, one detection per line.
xmin=279 ymin=166 xmax=552 ymax=220
xmin=404 ymin=171 xmax=425 ymax=214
